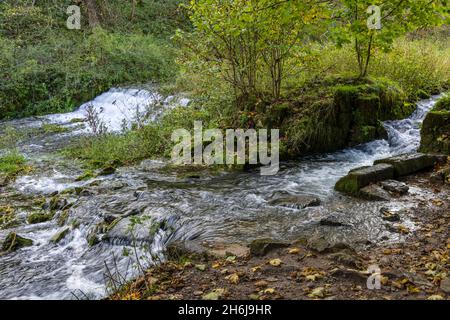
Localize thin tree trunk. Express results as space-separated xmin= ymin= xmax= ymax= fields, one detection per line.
xmin=83 ymin=0 xmax=100 ymax=27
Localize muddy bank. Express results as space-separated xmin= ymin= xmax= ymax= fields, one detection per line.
xmin=110 ymin=167 xmax=449 ymax=300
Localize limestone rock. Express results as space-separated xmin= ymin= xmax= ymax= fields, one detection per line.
xmin=374 ymin=153 xmax=438 ymax=177
xmin=380 ymin=180 xmax=409 ymax=195
xmin=335 ymin=164 xmax=395 ymax=195
xmin=249 ymin=238 xmax=289 ymax=257
xmin=359 ymin=185 xmax=391 ymax=201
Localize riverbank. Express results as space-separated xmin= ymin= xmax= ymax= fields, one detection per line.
xmin=109 ymin=164 xmax=450 ymax=300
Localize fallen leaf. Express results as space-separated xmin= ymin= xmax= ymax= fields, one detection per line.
xmin=226 ymin=273 xmax=239 ymax=284
xmin=288 ymin=248 xmax=301 ymax=254
xmin=264 ymin=288 xmax=275 ymax=294
xmin=427 ymin=295 xmax=444 ymax=300
xmin=202 ymin=288 xmax=226 ymax=300
xmin=248 ymin=294 xmax=260 ymax=300
xmin=225 ymin=255 xmax=236 ymax=263
xmin=406 ymin=284 xmax=421 ymax=294
xmin=255 ymin=280 xmax=268 ymax=287
xmin=269 ymin=258 xmax=282 ymax=267
xmin=251 ymin=265 xmax=262 ymax=272
xmin=308 ymin=287 xmax=325 ymax=299
xmin=212 ymin=263 xmax=221 ymax=269
xmin=195 ymin=264 xmax=206 ymax=271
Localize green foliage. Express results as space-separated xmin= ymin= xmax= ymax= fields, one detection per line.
xmin=434 ymin=92 xmax=450 ymax=111
xmin=0 ymin=152 xmax=28 ymax=177
xmin=0 ymin=0 xmax=187 ymax=120
xmin=179 ymin=0 xmax=326 ymax=106
xmin=330 ymin=0 xmax=449 ymax=78
xmin=65 ymin=104 xmax=214 ymax=168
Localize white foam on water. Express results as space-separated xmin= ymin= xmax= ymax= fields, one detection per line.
xmin=45 ymin=88 xmax=189 ymax=133
xmin=14 ymin=170 xmax=86 ymax=195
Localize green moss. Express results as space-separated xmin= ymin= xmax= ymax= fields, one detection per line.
xmin=1 ymin=232 xmax=33 ymax=252
xmin=434 ymin=93 xmax=450 ymax=111
xmin=50 ymin=227 xmax=70 ymax=243
xmin=75 ymin=170 xmax=96 ymax=182
xmin=0 ymin=151 xmax=30 ymax=179
xmin=27 ymin=212 xmax=53 ymax=224
xmin=57 ymin=210 xmax=69 ymax=227
xmin=40 ymin=123 xmax=69 ymax=134
xmin=420 ymin=101 xmax=450 ymax=154
xmin=0 ymin=206 xmax=17 ymax=229
xmin=334 ymin=176 xmax=360 ymax=195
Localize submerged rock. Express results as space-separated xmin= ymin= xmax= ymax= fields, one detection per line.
xmin=335 ymin=164 xmax=395 ymax=195
xmin=27 ymin=212 xmax=53 ymax=224
xmin=374 ymin=153 xmax=438 ymax=177
xmin=380 ymin=208 xmax=401 ymax=222
xmin=380 ymin=180 xmax=409 ymax=195
xmin=360 ymin=185 xmax=391 ymax=201
xmin=50 ymin=227 xmax=70 ymax=243
xmin=98 ymin=166 xmax=116 ymax=176
xmin=249 ymin=238 xmax=289 ymax=257
xmin=268 ymin=195 xmax=321 ymax=209
xmin=320 ymin=214 xmax=347 ymax=227
xmin=1 ymin=232 xmax=33 ymax=252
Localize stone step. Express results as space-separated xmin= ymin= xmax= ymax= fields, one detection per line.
xmin=374 ymin=153 xmax=440 ymax=177
xmin=335 ymin=163 xmax=395 ymax=195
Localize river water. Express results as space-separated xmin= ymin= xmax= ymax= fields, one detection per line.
xmin=0 ymin=89 xmax=440 ymax=299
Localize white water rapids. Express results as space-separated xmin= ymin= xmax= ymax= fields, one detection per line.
xmin=0 ymin=89 xmax=441 ymax=299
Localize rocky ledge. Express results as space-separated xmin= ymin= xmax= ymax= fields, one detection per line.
xmin=335 ymin=153 xmax=447 ymax=197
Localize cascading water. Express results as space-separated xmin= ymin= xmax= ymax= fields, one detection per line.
xmin=0 ymin=89 xmax=441 ymax=299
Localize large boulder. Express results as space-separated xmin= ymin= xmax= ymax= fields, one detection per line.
xmin=335 ymin=164 xmax=395 ymax=195
xmin=268 ymin=194 xmax=321 ymax=209
xmin=420 ymin=94 xmax=450 ymax=155
xmin=374 ymin=153 xmax=439 ymax=177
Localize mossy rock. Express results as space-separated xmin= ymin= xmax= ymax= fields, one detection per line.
xmin=335 ymin=164 xmax=395 ymax=195
xmin=98 ymin=166 xmax=116 ymax=176
xmin=248 ymin=238 xmax=289 ymax=257
xmin=27 ymin=212 xmax=53 ymax=224
xmin=420 ymin=99 xmax=450 ymax=154
xmin=57 ymin=210 xmax=69 ymax=227
xmin=46 ymin=195 xmax=68 ymax=211
xmin=75 ymin=170 xmax=96 ymax=181
xmin=50 ymin=227 xmax=70 ymax=243
xmin=1 ymin=232 xmax=33 ymax=252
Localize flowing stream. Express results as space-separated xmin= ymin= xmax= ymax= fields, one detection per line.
xmin=0 ymin=88 xmax=441 ymax=299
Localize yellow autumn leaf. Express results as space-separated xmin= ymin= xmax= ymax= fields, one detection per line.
xmin=226 ymin=273 xmax=239 ymax=284
xmin=308 ymin=287 xmax=325 ymax=299
xmin=264 ymin=288 xmax=275 ymax=294
xmin=251 ymin=265 xmax=262 ymax=272
xmin=288 ymin=248 xmax=300 ymax=254
xmin=269 ymin=258 xmax=282 ymax=267
xmin=428 ymin=295 xmax=444 ymax=300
